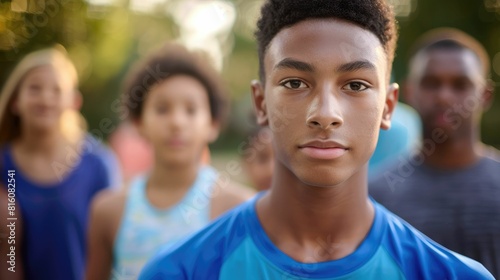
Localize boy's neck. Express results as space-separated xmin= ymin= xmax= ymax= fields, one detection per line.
xmin=256 ymin=162 xmax=374 ymax=262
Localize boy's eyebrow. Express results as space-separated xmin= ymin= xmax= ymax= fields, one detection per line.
xmin=274 ymin=58 xmax=315 ymax=72
xmin=336 ymin=60 xmax=376 ymax=73
xmin=274 ymin=59 xmax=376 ymax=74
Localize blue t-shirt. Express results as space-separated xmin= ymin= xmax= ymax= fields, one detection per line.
xmin=0 ymin=135 xmax=121 ymax=280
xmin=139 ymin=194 xmax=493 ymax=280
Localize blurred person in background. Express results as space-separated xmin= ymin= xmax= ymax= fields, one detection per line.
xmin=86 ymin=43 xmax=254 ymax=280
xmin=241 ymin=126 xmax=274 ymax=191
xmin=0 ymin=47 xmax=121 ymax=280
xmin=370 ymin=28 xmax=500 ymax=277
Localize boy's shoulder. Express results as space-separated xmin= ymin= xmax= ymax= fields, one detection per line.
xmin=139 ymin=197 xmax=254 ymax=280
xmin=377 ymin=203 xmax=494 ymax=279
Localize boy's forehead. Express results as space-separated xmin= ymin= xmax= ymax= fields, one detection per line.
xmin=264 ymin=19 xmax=387 ymax=75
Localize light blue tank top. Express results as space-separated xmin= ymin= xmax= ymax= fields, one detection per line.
xmin=111 ymin=165 xmax=218 ymax=280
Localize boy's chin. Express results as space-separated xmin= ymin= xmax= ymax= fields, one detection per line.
xmin=300 ymin=178 xmax=348 ymax=188
xmin=294 ymin=168 xmax=354 ymax=188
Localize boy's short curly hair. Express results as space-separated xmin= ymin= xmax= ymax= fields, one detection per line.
xmin=122 ymin=44 xmax=228 ymax=123
xmin=255 ymin=0 xmax=398 ymax=81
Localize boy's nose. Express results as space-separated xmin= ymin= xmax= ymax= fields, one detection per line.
xmin=306 ymin=87 xmax=344 ymax=129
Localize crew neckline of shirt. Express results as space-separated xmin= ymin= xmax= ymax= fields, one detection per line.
xmin=245 ymin=193 xmax=386 ymax=278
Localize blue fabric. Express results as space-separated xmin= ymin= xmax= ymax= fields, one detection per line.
xmin=112 ymin=166 xmax=217 ymax=279
xmin=139 ymin=194 xmax=493 ymax=280
xmin=369 ymin=103 xmax=421 ymax=179
xmin=0 ymin=135 xmax=120 ymax=280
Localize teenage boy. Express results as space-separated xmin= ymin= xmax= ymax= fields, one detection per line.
xmin=140 ymin=1 xmax=493 ymax=279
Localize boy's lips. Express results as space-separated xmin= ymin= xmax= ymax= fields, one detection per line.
xmin=298 ymin=140 xmax=348 ymax=160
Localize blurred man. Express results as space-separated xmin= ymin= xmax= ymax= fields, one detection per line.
xmin=370 ymin=28 xmax=500 ymax=278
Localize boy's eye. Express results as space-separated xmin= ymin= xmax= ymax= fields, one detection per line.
xmin=343 ymin=82 xmax=369 ymax=91
xmin=281 ymin=79 xmax=307 ymax=89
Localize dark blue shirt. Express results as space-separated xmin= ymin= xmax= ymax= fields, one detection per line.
xmin=1 ymin=136 xmax=121 ymax=280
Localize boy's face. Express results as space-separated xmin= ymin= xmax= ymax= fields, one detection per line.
xmin=137 ymin=75 xmax=219 ymax=166
xmin=252 ymin=19 xmax=397 ymax=187
xmin=407 ymin=49 xmax=489 ymax=138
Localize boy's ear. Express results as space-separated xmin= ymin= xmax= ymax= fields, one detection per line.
xmin=481 ymin=79 xmax=495 ymax=111
xmin=251 ymin=80 xmax=268 ymax=126
xmin=380 ymin=83 xmax=399 ymax=130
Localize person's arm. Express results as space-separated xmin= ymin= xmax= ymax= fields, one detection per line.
xmin=86 ymin=190 xmax=124 ymax=280
xmin=210 ymin=179 xmax=255 ymax=219
xmin=0 ymin=185 xmax=24 ymax=280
